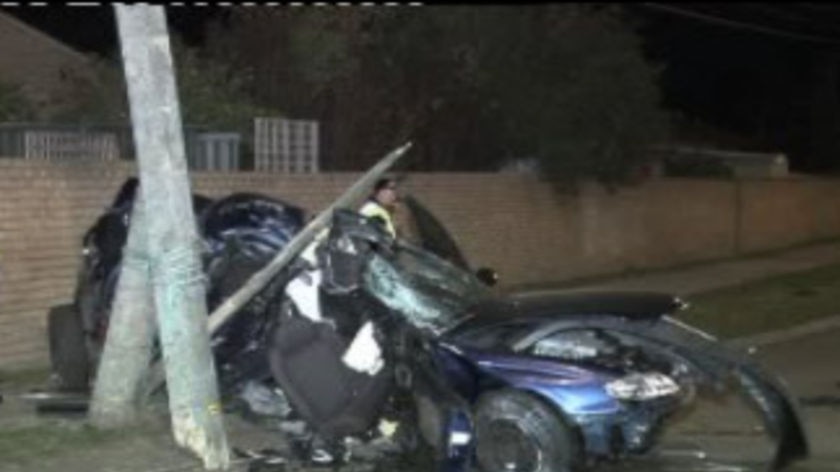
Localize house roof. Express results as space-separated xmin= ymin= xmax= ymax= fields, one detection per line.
xmin=0 ymin=9 xmax=91 ymax=66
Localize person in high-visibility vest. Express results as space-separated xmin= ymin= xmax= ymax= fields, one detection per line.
xmin=359 ymin=177 xmax=399 ymax=238
xmin=288 ymin=176 xmax=401 ymax=322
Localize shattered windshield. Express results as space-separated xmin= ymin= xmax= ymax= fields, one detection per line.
xmin=362 ymin=242 xmax=491 ymax=334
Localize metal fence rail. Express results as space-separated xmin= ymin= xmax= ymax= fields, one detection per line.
xmin=189 ymin=132 xmax=241 ymax=171
xmin=0 ymin=123 xmax=241 ymax=170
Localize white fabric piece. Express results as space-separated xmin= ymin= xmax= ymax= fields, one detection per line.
xmin=342 ymin=321 xmax=384 ymax=376
xmin=285 ymin=269 xmax=323 ymax=322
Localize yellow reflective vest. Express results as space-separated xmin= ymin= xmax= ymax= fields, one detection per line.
xmin=359 ymin=200 xmax=396 ymax=238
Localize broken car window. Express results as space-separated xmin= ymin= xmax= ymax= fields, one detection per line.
xmin=362 ymin=242 xmax=490 ymax=335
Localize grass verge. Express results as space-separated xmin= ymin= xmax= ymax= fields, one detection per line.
xmin=0 ymin=423 xmax=155 ymax=467
xmin=0 ymin=366 xmax=51 ymax=389
xmin=507 ymin=237 xmax=840 ymax=294
xmin=679 ymin=263 xmax=840 ymax=338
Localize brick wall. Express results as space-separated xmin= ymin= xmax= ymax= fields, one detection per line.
xmin=2 ymin=159 xmax=840 ymax=369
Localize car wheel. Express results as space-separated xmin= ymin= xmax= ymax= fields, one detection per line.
xmin=47 ymin=304 xmax=91 ymax=392
xmin=474 ymin=389 xmax=580 ymax=472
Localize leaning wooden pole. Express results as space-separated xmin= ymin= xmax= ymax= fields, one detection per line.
xmin=143 ymin=142 xmax=412 ymax=398
xmin=89 ymin=190 xmax=157 ymax=428
xmin=114 ymin=5 xmax=229 ymax=469
xmin=207 ymin=141 xmax=412 ymax=333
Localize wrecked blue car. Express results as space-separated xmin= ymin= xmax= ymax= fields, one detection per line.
xmin=46 ymin=178 xmax=808 ymax=472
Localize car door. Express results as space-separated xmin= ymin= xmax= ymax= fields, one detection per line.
xmin=402 ymin=195 xmax=470 ymax=270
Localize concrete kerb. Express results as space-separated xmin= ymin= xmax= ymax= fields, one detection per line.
xmin=727 ymin=314 xmax=840 ymax=349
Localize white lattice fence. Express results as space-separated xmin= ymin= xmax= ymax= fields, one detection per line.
xmin=254 ymin=118 xmax=320 ymax=173
xmin=24 ymin=131 xmax=119 ymax=161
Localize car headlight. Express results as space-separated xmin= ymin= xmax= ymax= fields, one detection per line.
xmin=448 ymin=431 xmax=472 ymax=448
xmin=606 ymin=372 xmax=680 ymax=400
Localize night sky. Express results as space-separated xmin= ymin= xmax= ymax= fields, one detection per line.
xmin=1 ymin=6 xmax=222 ymax=54
xmin=627 ymin=5 xmax=840 ymax=136
xmin=4 ymin=4 xmax=840 ymax=169
xmin=626 ymin=3 xmax=840 ymax=170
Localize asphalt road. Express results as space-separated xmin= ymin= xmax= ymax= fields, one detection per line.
xmin=609 ymin=327 xmax=840 ymax=472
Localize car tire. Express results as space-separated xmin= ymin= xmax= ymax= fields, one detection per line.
xmin=47 ymin=304 xmax=91 ymax=392
xmin=474 ymin=389 xmax=580 ymax=472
